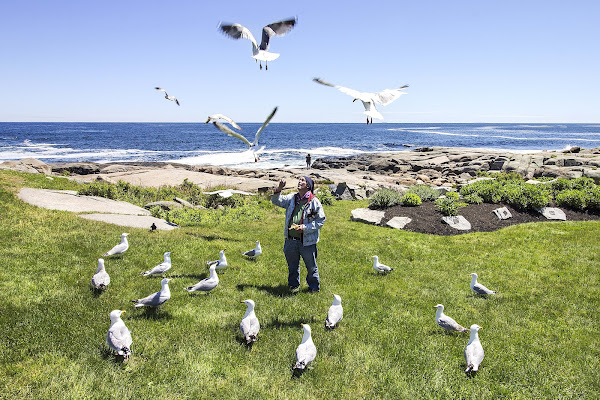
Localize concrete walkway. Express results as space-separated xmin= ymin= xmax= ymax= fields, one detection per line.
xmin=17 ymin=188 xmax=177 ymax=230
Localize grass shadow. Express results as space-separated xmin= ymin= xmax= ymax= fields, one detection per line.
xmin=90 ymin=287 xmax=107 ymax=298
xmin=184 ymin=232 xmax=237 ymax=241
xmin=236 ymin=283 xmax=297 ymax=298
xmin=169 ymin=273 xmax=207 ymax=280
xmin=128 ymin=308 xmax=173 ymax=321
xmin=265 ymin=316 xmax=319 ymax=329
xmin=99 ymin=346 xmax=128 ymax=364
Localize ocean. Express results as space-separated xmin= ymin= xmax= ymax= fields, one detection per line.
xmin=1 ymin=123 xmax=599 ymax=170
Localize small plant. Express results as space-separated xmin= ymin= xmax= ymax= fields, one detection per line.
xmin=369 ymin=188 xmax=403 ymax=209
xmin=400 ymin=192 xmax=422 ymax=207
xmin=78 ymin=181 xmax=117 ymax=199
xmin=555 ymin=189 xmax=588 ymax=210
xmin=315 ymin=186 xmax=335 ymax=206
xmin=315 ymin=179 xmax=334 ymax=185
xmin=434 ymin=192 xmax=467 ymax=216
xmin=460 ymin=179 xmax=503 ymax=203
xmin=463 ymin=193 xmax=484 ymax=204
xmin=407 ymin=184 xmax=440 ymax=201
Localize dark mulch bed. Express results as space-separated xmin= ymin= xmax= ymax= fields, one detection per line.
xmin=382 ymin=202 xmax=600 ymax=236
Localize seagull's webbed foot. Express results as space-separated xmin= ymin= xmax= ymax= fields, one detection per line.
xmin=265 ymin=63 xmax=268 ymax=70
xmin=260 ymin=62 xmax=263 ymax=70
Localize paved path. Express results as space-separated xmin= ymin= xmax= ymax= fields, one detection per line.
xmin=17 ymin=188 xmax=177 ymax=230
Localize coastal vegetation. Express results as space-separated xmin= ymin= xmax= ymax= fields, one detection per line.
xmin=1 ymin=170 xmax=599 ymax=399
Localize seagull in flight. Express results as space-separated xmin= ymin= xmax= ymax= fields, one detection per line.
xmin=313 ymin=78 xmax=408 ymax=124
xmin=205 ymin=114 xmax=242 ymax=130
xmin=212 ymin=107 xmax=277 ymax=162
xmin=155 ymin=87 xmax=180 ymax=106
xmin=218 ymin=18 xmax=297 ymax=70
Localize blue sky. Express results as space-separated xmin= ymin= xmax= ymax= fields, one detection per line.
xmin=1 ymin=0 xmax=598 ymax=123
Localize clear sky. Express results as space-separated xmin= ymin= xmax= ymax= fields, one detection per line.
xmin=1 ymin=0 xmax=598 ymax=123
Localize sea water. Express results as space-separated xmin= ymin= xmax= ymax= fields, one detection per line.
xmin=1 ymin=122 xmax=599 ymax=170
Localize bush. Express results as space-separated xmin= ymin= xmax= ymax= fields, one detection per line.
xmin=407 ymin=184 xmax=440 ymax=201
xmin=585 ymin=186 xmax=600 ymax=210
xmin=551 ymin=178 xmax=573 ymax=193
xmin=315 ymin=186 xmax=335 ymax=206
xmin=369 ymin=188 xmax=403 ymax=209
xmin=78 ymin=181 xmax=117 ymax=199
xmin=555 ymin=189 xmax=588 ymax=210
xmin=460 ymin=179 xmax=503 ymax=203
xmin=500 ymin=183 xmax=550 ymax=210
xmin=463 ymin=193 xmax=483 ymax=204
xmin=434 ymin=192 xmax=467 ymax=216
xmin=400 ymin=193 xmax=422 ymax=207
xmin=571 ymin=177 xmax=596 ymax=191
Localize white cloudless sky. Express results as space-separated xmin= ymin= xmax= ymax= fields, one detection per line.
xmin=1 ymin=0 xmax=598 ymax=123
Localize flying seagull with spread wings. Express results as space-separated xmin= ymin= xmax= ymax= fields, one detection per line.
xmin=313 ymin=78 xmax=408 ymax=124
xmin=212 ymin=107 xmax=277 ymax=162
xmin=205 ymin=114 xmax=242 ymax=130
xmin=155 ymin=87 xmax=180 ymax=106
xmin=218 ymin=18 xmax=297 ymax=70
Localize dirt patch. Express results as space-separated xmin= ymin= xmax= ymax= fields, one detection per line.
xmin=381 ymin=202 xmax=600 ymax=236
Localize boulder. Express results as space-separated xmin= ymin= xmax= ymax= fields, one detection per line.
xmin=386 ymin=217 xmax=412 ymax=229
xmin=1 ymin=158 xmax=51 ymax=175
xmin=441 ymin=215 xmax=471 ymax=230
xmin=493 ymin=207 xmax=512 ymax=220
xmin=351 ymin=208 xmax=385 ymax=225
xmin=537 ymin=207 xmax=566 ymax=221
xmin=174 ymin=197 xmax=195 ymax=208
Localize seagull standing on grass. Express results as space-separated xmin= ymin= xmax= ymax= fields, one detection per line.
xmin=242 ymin=241 xmax=262 ymax=259
xmin=106 ymin=310 xmax=132 ymax=360
xmin=372 ymin=256 xmax=393 ymax=273
xmin=103 ymin=233 xmax=129 ymax=257
xmin=294 ymin=324 xmax=317 ymax=370
xmin=155 ymin=87 xmax=180 ymax=106
xmin=131 ymin=278 xmax=171 ymax=308
xmin=140 ymin=252 xmax=172 ymax=276
xmin=434 ymin=304 xmax=469 ymax=333
xmin=313 ymin=78 xmax=408 ymax=124
xmin=207 ymin=249 xmax=227 ymax=271
xmin=464 ymin=324 xmax=484 ymax=373
xmin=205 ymin=114 xmax=242 ymax=130
xmin=218 ymin=18 xmax=297 ymax=70
xmin=470 ymin=273 xmax=498 ymax=295
xmin=240 ymin=299 xmax=260 ymax=344
xmin=91 ymin=258 xmax=110 ymax=290
xmin=212 ymin=107 xmax=277 ymax=162
xmin=185 ymin=264 xmax=219 ymax=293
xmin=325 ymin=294 xmax=343 ymax=329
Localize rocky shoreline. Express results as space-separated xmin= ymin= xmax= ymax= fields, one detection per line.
xmin=2 ymin=146 xmax=600 ymax=196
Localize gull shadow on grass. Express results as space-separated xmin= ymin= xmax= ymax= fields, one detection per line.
xmin=291 ymin=366 xmax=312 ymax=379
xmin=266 ymin=316 xmax=319 ymax=330
xmin=90 ymin=287 xmax=107 ymax=298
xmin=429 ymin=329 xmax=469 ymax=336
xmin=236 ymin=283 xmax=296 ymax=298
xmin=234 ymin=335 xmax=256 ymax=351
xmin=184 ymin=232 xmax=237 ymax=242
xmin=169 ymin=273 xmax=207 ymax=280
xmin=99 ymin=346 xmax=128 ymax=364
xmin=128 ymin=308 xmax=173 ymax=321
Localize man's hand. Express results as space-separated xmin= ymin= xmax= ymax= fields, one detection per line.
xmin=274 ymin=178 xmax=286 ymax=193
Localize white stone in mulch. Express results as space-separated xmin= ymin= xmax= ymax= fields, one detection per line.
xmin=386 ymin=216 xmax=412 ymax=229
xmin=441 ymin=215 xmax=471 ymax=230
xmin=537 ymin=207 xmax=567 ymax=220
xmin=351 ymin=208 xmax=385 ymax=225
xmin=493 ymin=207 xmax=512 ymax=220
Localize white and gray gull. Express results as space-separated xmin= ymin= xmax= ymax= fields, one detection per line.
xmin=325 ymin=294 xmax=343 ymax=329
xmin=131 ymin=278 xmax=171 ymax=307
xmin=240 ymin=299 xmax=260 ymax=344
xmin=294 ymin=324 xmax=317 ymax=370
xmin=155 ymin=87 xmax=180 ymax=106
xmin=242 ymin=240 xmax=262 ymax=258
xmin=185 ymin=264 xmax=219 ymax=293
xmin=434 ymin=304 xmax=469 ymax=333
xmin=464 ymin=324 xmax=484 ymax=372
xmin=140 ymin=251 xmax=172 ymax=276
xmin=205 ymin=114 xmax=242 ymax=130
xmin=91 ymin=258 xmax=110 ymax=290
xmin=106 ymin=310 xmax=132 ymax=360
xmin=102 ymin=233 xmax=129 ymax=257
xmin=470 ymin=273 xmax=498 ymax=295
xmin=212 ymin=107 xmax=277 ymax=162
xmin=218 ymin=18 xmax=297 ymax=70
xmin=372 ymin=255 xmax=394 ymax=273
xmin=313 ymin=78 xmax=408 ymax=124
xmin=207 ymin=249 xmax=228 ymax=271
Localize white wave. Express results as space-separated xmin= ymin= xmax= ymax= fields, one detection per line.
xmin=391 ymin=129 xmax=600 ymax=143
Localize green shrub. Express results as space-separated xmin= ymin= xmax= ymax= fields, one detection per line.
xmin=149 ymin=205 xmax=166 ymax=219
xmin=495 ymin=172 xmax=524 ymax=182
xmin=205 ymin=193 xmax=247 ymax=209
xmin=460 ymin=179 xmax=503 ymax=203
xmin=555 ymin=189 xmax=588 ymax=210
xmin=164 ymin=208 xmax=203 ymax=226
xmin=463 ymin=193 xmax=484 ymax=204
xmin=78 ymin=181 xmax=117 ymax=199
xmin=500 ymin=183 xmax=550 ymax=210
xmin=551 ymin=178 xmax=573 ymax=193
xmin=571 ymin=177 xmax=596 ymax=191
xmin=434 ymin=193 xmax=467 ymax=216
xmin=400 ymin=192 xmax=422 ymax=207
xmin=585 ymin=186 xmax=600 ymax=210
xmin=407 ymin=184 xmax=440 ymax=201
xmin=315 ymin=186 xmax=335 ymax=205
xmin=369 ymin=188 xmax=403 ymax=209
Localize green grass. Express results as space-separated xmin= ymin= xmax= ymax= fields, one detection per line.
xmin=1 ymin=170 xmax=600 ymax=399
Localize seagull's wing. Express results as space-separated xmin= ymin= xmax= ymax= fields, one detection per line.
xmin=107 ymin=324 xmax=131 ymax=353
xmin=373 ymin=85 xmax=409 ymax=105
xmin=313 ymin=78 xmax=365 ymax=100
xmin=259 ymin=18 xmax=297 ymax=51
xmin=219 ymin=23 xmax=258 ymax=48
xmin=213 ymin=122 xmax=252 ymax=147
xmin=155 ymin=87 xmax=166 ymax=92
xmin=208 ymin=114 xmax=242 ymax=130
xmin=174 ymin=98 xmax=180 ymax=106
xmin=253 ymin=106 xmax=278 ymax=146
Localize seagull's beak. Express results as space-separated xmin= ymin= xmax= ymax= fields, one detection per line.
xmin=240 ymin=300 xmax=245 ymax=304
xmin=120 ymin=310 xmax=126 ymax=315
xmin=300 ymin=323 xmax=304 ymax=327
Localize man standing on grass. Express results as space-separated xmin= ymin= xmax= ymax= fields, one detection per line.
xmin=271 ymin=176 xmax=325 ymax=293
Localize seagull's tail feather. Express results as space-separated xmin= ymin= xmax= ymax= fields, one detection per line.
xmin=465 ymin=364 xmax=473 ymax=373
xmin=293 ymin=361 xmax=306 ymax=370
xmin=325 ymin=319 xmax=335 ymax=329
xmin=246 ymin=335 xmax=257 ymax=344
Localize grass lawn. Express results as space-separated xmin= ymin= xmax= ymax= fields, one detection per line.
xmin=1 ymin=170 xmax=599 ymax=399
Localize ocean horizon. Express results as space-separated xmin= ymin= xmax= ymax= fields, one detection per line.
xmin=1 ymin=122 xmax=599 ymax=170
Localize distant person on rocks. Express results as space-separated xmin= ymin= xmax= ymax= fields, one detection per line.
xmin=305 ymin=153 xmax=312 ymax=169
xmin=271 ymin=176 xmax=325 ymax=293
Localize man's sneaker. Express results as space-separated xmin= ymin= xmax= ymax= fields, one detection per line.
xmin=289 ymin=286 xmax=300 ymax=294
xmin=308 ymin=288 xmax=320 ymax=293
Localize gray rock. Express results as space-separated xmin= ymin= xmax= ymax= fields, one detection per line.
xmin=351 ymin=208 xmax=385 ymax=225
xmin=79 ymin=214 xmax=178 ymax=230
xmin=537 ymin=207 xmax=566 ymax=220
xmin=51 ymin=162 xmax=101 ymax=175
xmin=441 ymin=215 xmax=471 ymax=230
xmin=583 ymin=168 xmax=600 ymax=182
xmin=386 ymin=217 xmax=412 ymax=229
xmin=174 ymin=197 xmax=195 ymax=208
xmin=493 ymin=207 xmax=512 ymax=220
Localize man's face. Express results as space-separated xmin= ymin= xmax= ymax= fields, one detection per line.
xmin=298 ymin=177 xmax=308 ymax=191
